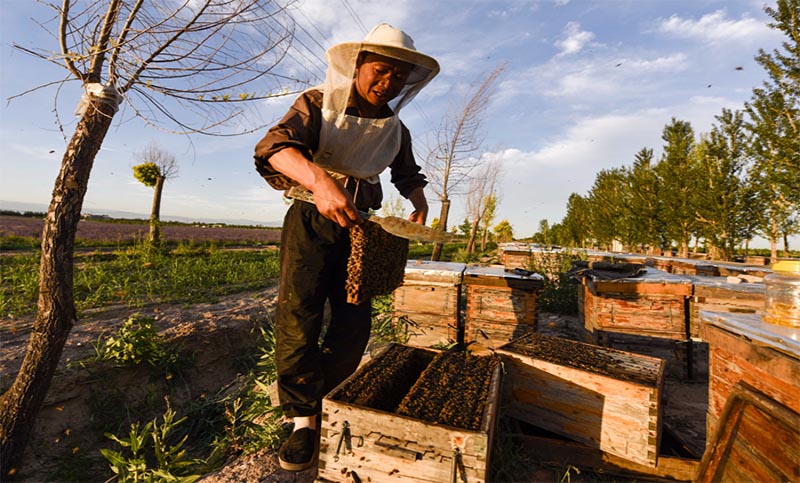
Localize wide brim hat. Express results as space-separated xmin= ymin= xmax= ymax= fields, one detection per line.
xmin=326 ymin=23 xmax=440 ymax=85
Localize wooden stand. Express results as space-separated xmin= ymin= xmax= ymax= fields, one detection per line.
xmin=496 ymin=333 xmax=665 ymax=467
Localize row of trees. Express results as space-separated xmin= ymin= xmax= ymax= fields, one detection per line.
xmin=537 ymin=1 xmax=799 ymax=262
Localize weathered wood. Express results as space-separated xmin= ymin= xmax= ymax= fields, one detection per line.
xmin=689 ymin=277 xmax=764 ymax=337
xmin=699 ymin=311 xmax=800 ymax=450
xmin=319 ymin=345 xmax=501 ymax=483
xmin=496 ymin=333 xmax=664 ymax=467
xmin=392 ymin=260 xmax=465 ymax=348
xmin=508 ymin=433 xmax=699 ymax=482
xmin=696 ymin=382 xmax=800 ymax=483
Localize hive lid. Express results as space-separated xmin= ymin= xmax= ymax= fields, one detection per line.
xmin=772 ymin=260 xmax=800 ymax=273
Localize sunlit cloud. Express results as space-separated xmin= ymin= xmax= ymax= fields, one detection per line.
xmin=555 ymin=22 xmax=596 ymax=56
xmin=655 ymin=9 xmax=772 ymax=45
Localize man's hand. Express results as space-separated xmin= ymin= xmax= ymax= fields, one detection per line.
xmin=312 ymin=176 xmax=363 ymax=228
xmin=407 ymin=186 xmax=428 ymax=225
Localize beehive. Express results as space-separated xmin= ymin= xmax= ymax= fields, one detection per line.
xmin=462 ymin=266 xmax=544 ymax=349
xmin=688 ymin=276 xmax=765 ymax=338
xmin=391 ymin=260 xmax=466 ymax=347
xmin=496 ymin=333 xmax=665 ymax=467
xmin=579 ymin=267 xmax=693 ymax=378
xmin=698 ymin=311 xmax=800 ymax=445
xmin=318 ymin=344 xmax=502 ymax=483
xmin=498 ymin=242 xmax=533 ymax=269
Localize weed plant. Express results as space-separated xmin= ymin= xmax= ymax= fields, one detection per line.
xmin=0 ymin=242 xmax=281 ymax=319
xmin=92 ymin=315 xmax=186 ymax=375
xmin=527 ymin=249 xmax=585 ymax=315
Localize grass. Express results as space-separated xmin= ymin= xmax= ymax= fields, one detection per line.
xmin=0 ymin=242 xmax=281 ymax=320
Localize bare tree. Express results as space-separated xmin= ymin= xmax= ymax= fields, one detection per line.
xmin=132 ymin=142 xmax=179 ymax=245
xmin=424 ymin=63 xmax=505 ymax=260
xmin=464 ymin=154 xmax=502 ymax=254
xmin=0 ymin=1 xmax=297 ymax=475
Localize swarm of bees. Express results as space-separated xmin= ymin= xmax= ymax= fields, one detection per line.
xmin=346 ymin=222 xmax=409 ymax=304
xmin=397 ymin=351 xmax=500 ymax=430
xmin=504 ymin=333 xmax=659 ymax=386
xmin=335 ymin=345 xmax=430 ymax=411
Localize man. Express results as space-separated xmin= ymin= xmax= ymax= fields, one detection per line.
xmin=253 ymin=24 xmax=439 ymax=471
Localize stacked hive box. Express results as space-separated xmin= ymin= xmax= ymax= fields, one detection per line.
xmin=498 ymin=242 xmax=533 ymax=269
xmin=579 ymin=267 xmax=694 ymax=379
xmin=688 ymin=276 xmax=765 ymax=338
xmin=391 ymin=260 xmax=466 ymax=347
xmin=318 ymin=344 xmax=502 ymax=483
xmin=496 ymin=333 xmax=665 ymax=467
xmin=463 ymin=266 xmax=545 ymax=349
xmin=698 ymin=311 xmax=800 ymax=447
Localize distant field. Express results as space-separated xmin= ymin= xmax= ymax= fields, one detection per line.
xmin=0 ymin=215 xmax=282 ymax=245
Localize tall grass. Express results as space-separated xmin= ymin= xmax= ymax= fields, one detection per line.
xmin=0 ymin=242 xmax=281 ymax=320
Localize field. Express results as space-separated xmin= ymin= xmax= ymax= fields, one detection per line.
xmin=0 ymin=215 xmax=282 ymax=247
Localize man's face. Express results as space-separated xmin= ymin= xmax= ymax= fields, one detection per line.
xmin=355 ymin=52 xmax=413 ymax=108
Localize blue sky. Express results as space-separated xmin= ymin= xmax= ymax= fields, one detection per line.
xmin=0 ymin=0 xmax=789 ymax=246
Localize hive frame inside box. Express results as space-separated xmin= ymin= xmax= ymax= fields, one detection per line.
xmin=496 ymin=332 xmax=665 ymax=468
xmin=318 ymin=344 xmax=502 ymax=483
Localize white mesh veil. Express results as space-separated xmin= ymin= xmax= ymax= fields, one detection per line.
xmin=322 ymin=24 xmax=440 ymax=115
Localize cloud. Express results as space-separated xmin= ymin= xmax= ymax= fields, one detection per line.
xmin=655 ymin=9 xmax=772 ymax=45
xmin=554 ymin=22 xmax=596 ymax=56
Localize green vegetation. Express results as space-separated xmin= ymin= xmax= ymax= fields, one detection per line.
xmin=0 ymin=242 xmax=281 ymax=320
xmin=532 ymin=1 xmax=799 ymax=263
xmin=527 ymin=250 xmax=584 ymax=315
xmin=92 ymin=315 xmax=186 ymax=376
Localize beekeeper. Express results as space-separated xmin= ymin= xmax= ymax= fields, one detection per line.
xmin=253 ymin=24 xmax=439 ymax=471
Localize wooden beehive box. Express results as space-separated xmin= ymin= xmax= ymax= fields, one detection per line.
xmin=392 ymin=260 xmax=465 ymax=347
xmin=318 ymin=344 xmax=502 ymax=483
xmin=498 ymin=242 xmax=532 ymax=269
xmin=580 ymin=267 xmax=692 ymax=339
xmin=698 ymin=311 xmax=800 ymax=444
xmin=696 ymin=381 xmax=800 ymax=483
xmin=688 ymin=276 xmax=765 ymax=338
xmin=463 ymin=266 xmax=544 ymax=348
xmin=496 ymin=333 xmax=665 ymax=467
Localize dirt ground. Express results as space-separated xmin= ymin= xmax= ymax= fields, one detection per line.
xmin=1 ymin=289 xmax=708 ymax=483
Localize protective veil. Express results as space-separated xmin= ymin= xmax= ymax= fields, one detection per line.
xmin=312 ymin=24 xmax=439 ymax=184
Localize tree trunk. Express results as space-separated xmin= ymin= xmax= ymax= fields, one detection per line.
xmin=431 ymin=198 xmax=451 ymax=261
xmin=770 ymin=216 xmax=779 ymax=264
xmin=480 ymin=226 xmax=488 ymax=252
xmin=466 ymin=218 xmax=479 ymax=254
xmin=0 ymin=102 xmax=114 ymax=479
xmin=150 ymin=175 xmax=165 ymax=245
xmin=783 ymin=230 xmax=790 ymax=258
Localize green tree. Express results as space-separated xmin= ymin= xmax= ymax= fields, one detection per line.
xmin=745 ymin=0 xmax=800 ymax=261
xmin=480 ymin=194 xmax=497 ymax=251
xmin=493 ymin=220 xmax=514 ymax=243
xmin=380 ymin=195 xmax=407 ymax=218
xmin=587 ymin=167 xmax=630 ymax=250
xmin=657 ymin=118 xmax=699 ymax=257
xmin=695 ymin=109 xmax=751 ymax=260
xmin=562 ymin=193 xmax=591 ymax=248
xmin=627 ymin=147 xmax=665 ymax=253
xmin=532 ymin=219 xmax=550 ymax=245
xmin=132 ymin=143 xmax=178 ymax=245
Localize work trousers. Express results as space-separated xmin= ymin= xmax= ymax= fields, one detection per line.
xmin=275 ymin=201 xmax=372 ymax=418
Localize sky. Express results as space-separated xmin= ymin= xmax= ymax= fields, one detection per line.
xmin=0 ymin=0 xmax=792 ymax=247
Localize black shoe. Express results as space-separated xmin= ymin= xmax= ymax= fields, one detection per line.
xmin=278 ymin=427 xmax=318 ymax=471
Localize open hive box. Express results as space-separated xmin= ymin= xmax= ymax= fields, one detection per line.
xmin=392 ymin=260 xmax=466 ymax=347
xmin=496 ymin=332 xmax=665 ymax=468
xmin=318 ymin=344 xmax=502 ymax=483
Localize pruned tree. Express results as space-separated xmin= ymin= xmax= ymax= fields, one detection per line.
xmin=0 ymin=1 xmax=297 ymax=475
xmin=464 ymin=154 xmax=501 ymax=254
xmin=424 ymin=63 xmax=505 ymax=260
xmin=133 ymin=142 xmax=179 ymax=245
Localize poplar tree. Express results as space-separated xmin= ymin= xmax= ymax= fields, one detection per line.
xmin=657 ymin=118 xmax=699 ymax=257
xmin=587 ymin=167 xmax=630 ymax=250
xmin=627 ymin=147 xmax=664 ymax=253
xmin=563 ymin=193 xmax=591 ymax=248
xmin=696 ymin=109 xmax=750 ymax=260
